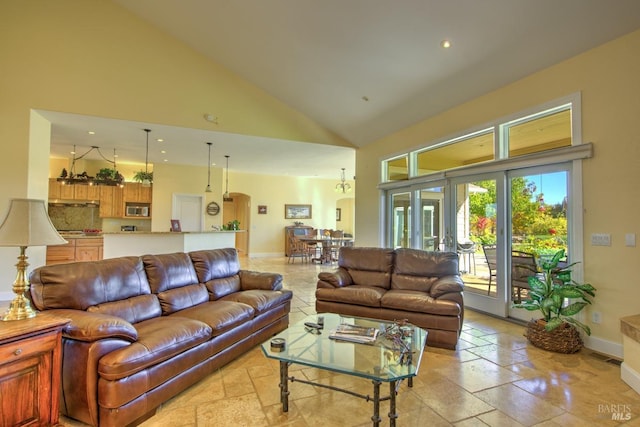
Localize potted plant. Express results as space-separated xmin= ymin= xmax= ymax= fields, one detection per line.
xmin=133 ymin=171 xmax=153 ymax=185
xmin=513 ymin=249 xmax=596 ymax=353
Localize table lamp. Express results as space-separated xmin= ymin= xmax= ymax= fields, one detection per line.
xmin=0 ymin=198 xmax=67 ymax=321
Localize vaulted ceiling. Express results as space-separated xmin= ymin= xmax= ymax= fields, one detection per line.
xmin=49 ymin=1 xmax=640 ymax=177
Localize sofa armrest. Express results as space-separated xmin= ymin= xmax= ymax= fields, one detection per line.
xmin=317 ymin=268 xmax=353 ymax=288
xmin=239 ymin=270 xmax=284 ymax=291
xmin=49 ymin=309 xmax=138 ymax=343
xmin=430 ymin=275 xmax=464 ymax=298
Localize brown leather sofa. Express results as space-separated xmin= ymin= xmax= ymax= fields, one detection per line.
xmin=29 ymin=248 xmax=292 ymax=427
xmin=315 ymin=247 xmax=464 ymax=349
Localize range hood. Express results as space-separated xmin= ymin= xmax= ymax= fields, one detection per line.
xmin=48 ymin=201 xmax=100 ymax=207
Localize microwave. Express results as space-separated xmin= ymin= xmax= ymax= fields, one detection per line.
xmin=125 ymin=206 xmax=149 ymax=217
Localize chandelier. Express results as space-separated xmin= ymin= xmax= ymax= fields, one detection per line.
xmin=223 ymin=155 xmax=233 ymax=202
xmin=335 ymin=168 xmax=352 ymax=193
xmin=57 ymin=145 xmax=124 ymax=187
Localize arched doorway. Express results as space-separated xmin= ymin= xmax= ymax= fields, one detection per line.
xmin=222 ymin=192 xmax=250 ymax=257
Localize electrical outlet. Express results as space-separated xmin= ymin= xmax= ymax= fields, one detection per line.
xmin=592 ymin=311 xmax=601 ymax=324
xmin=591 ymin=233 xmax=611 ymax=246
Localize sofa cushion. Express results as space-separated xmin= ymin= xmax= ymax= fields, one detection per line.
xmin=203 ymin=276 xmax=242 ymax=300
xmin=338 ymin=247 xmax=395 ymax=289
xmin=98 ymin=316 xmax=212 ymax=380
xmin=381 ymin=290 xmax=461 ymax=316
xmin=142 ymin=253 xmax=200 ymax=294
xmin=189 ymin=248 xmax=241 ymax=283
xmin=87 ymin=294 xmax=162 ymax=324
xmin=29 ymin=256 xmax=150 ymax=310
xmin=392 ymin=249 xmax=459 ymax=291
xmin=220 ymin=289 xmax=293 ymax=314
xmin=170 ymin=300 xmax=254 ymax=336
xmin=156 ymin=283 xmax=210 ymax=315
xmin=316 ymin=285 xmax=386 ymax=308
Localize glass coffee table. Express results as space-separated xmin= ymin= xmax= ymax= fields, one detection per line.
xmin=261 ymin=313 xmax=427 ymax=427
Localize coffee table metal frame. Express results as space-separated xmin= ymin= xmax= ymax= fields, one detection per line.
xmin=261 ymin=313 xmax=427 ymax=427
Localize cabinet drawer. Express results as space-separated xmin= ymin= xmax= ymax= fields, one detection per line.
xmin=0 ymin=331 xmax=57 ymax=365
xmin=75 ymin=238 xmax=103 ymax=247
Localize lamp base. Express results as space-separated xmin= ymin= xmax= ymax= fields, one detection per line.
xmin=2 ymin=295 xmax=36 ymax=321
xmin=2 ymin=247 xmax=37 ymax=321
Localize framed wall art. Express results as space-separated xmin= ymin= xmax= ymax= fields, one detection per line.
xmin=258 ymin=205 xmax=267 ymax=214
xmin=336 ymin=208 xmax=342 ymax=221
xmin=285 ymin=204 xmax=312 ymax=219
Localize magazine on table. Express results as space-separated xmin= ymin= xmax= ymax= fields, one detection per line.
xmin=329 ymin=323 xmax=379 ymax=344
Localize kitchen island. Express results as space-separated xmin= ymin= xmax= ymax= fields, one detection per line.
xmin=102 ymin=231 xmax=243 ymax=259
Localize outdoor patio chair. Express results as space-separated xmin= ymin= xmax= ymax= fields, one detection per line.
xmin=511 ymin=250 xmax=538 ymax=303
xmin=482 ymin=244 xmax=497 ymax=295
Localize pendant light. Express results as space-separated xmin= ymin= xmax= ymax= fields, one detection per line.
xmin=223 ymin=155 xmax=233 ymax=201
xmin=335 ymin=168 xmax=352 ymax=193
xmin=142 ymin=129 xmax=151 ymax=187
xmin=205 ymin=142 xmax=213 ymax=193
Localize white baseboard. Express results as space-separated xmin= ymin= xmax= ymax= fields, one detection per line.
xmin=583 ymin=334 xmax=624 ymax=359
xmin=621 ymin=363 xmax=640 ymax=395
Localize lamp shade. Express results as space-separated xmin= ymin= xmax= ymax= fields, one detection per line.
xmin=0 ymin=199 xmax=67 ymax=247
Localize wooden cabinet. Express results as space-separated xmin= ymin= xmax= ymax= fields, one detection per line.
xmin=284 ymin=226 xmax=314 ymax=256
xmin=46 ymin=240 xmax=76 ymax=265
xmin=123 ymin=182 xmax=152 ymax=203
xmin=99 ymin=186 xmax=124 ymax=218
xmin=48 ymin=179 xmax=100 ymax=201
xmin=46 ymin=237 xmax=103 ymax=265
xmin=75 ymin=238 xmax=103 ymax=261
xmin=0 ymin=313 xmax=69 ymax=426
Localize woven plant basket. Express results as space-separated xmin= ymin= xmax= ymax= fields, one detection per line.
xmin=524 ymin=319 xmax=583 ymax=353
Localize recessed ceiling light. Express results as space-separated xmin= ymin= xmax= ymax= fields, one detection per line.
xmin=161 ymin=150 xmax=166 ymax=154
xmin=88 ymin=131 xmax=95 ymax=135
xmin=441 ymin=39 xmax=452 ymax=49
xmin=156 ymin=138 xmax=164 ymax=142
xmin=163 ymin=159 xmax=168 ymax=162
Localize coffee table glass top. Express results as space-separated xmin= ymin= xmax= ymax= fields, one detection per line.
xmin=261 ymin=313 xmax=427 ymax=382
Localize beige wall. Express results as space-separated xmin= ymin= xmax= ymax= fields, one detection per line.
xmin=355 ymin=30 xmax=640 ymax=350
xmin=0 ymin=0 xmax=351 ymax=297
xmin=227 ymin=172 xmax=355 ymax=256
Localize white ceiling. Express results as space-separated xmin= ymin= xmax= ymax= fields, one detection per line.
xmin=47 ymin=0 xmax=640 ymax=177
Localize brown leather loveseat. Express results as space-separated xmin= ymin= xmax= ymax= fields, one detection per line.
xmin=29 ymin=248 xmax=292 ymax=427
xmin=315 ymin=247 xmax=464 ymax=349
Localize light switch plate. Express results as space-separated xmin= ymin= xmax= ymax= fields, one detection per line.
xmin=625 ymin=233 xmax=636 ymax=247
xmin=591 ymin=233 xmax=611 ymax=246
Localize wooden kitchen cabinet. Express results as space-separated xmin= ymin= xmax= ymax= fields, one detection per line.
xmin=0 ymin=313 xmax=69 ymax=427
xmin=99 ymin=185 xmax=124 ymax=218
xmin=48 ymin=179 xmax=100 ymax=201
xmin=48 ymin=178 xmax=61 ymax=199
xmin=46 ymin=237 xmax=103 ymax=265
xmin=75 ymin=238 xmax=103 ymax=261
xmin=46 ymin=240 xmax=76 ymax=265
xmin=123 ymin=182 xmax=152 ymax=203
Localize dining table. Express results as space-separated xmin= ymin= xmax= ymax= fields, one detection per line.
xmin=297 ymin=236 xmax=353 ymax=264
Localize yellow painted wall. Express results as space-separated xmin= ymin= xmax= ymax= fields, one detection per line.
xmin=355 ymin=29 xmax=640 ymax=348
xmin=0 ymin=0 xmax=351 ymax=296
xmin=227 ymin=172 xmax=355 ymax=256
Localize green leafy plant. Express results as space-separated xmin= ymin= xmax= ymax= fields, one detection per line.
xmin=133 ymin=171 xmax=153 ymax=183
xmin=96 ymin=168 xmax=117 ymax=180
xmin=513 ymin=249 xmax=596 ymax=335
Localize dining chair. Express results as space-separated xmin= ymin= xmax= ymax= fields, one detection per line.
xmin=288 ymin=235 xmax=310 ymax=264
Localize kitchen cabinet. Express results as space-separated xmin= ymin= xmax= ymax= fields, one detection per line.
xmin=48 ymin=179 xmax=100 ymax=200
xmin=46 ymin=240 xmax=75 ymax=265
xmin=46 ymin=237 xmax=104 ymax=265
xmin=99 ymin=186 xmax=124 ymax=218
xmin=75 ymin=238 xmax=103 ymax=261
xmin=123 ymin=182 xmax=152 ymax=203
xmin=0 ymin=313 xmax=69 ymax=426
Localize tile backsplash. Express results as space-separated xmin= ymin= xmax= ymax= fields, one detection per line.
xmin=48 ymin=205 xmax=102 ymax=231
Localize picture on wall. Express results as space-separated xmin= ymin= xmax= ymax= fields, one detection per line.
xmin=336 ymin=208 xmax=342 ymax=221
xmin=258 ymin=205 xmax=267 ymax=214
xmin=285 ymin=204 xmax=312 ymax=219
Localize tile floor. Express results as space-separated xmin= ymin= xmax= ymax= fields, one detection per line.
xmin=60 ymin=256 xmax=640 ymax=426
